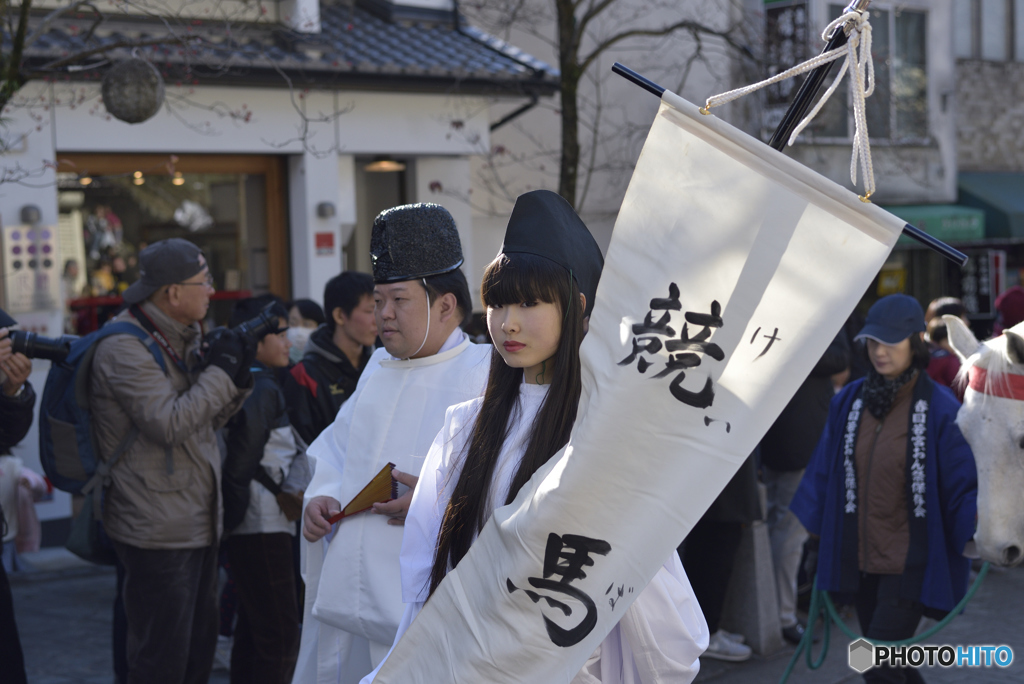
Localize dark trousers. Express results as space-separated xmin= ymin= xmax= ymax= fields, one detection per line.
xmin=0 ymin=560 xmax=27 ymax=684
xmin=114 ymin=541 xmax=219 ymax=684
xmin=226 ymin=532 xmax=300 ymax=684
xmin=856 ymin=573 xmax=926 ymax=684
xmin=114 ymin=558 xmax=128 ymax=684
xmin=678 ymin=518 xmax=744 ymax=634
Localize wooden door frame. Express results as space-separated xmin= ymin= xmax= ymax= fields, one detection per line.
xmin=56 ymin=153 xmax=290 ymax=298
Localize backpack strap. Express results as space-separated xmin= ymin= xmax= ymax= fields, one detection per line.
xmin=253 ymin=467 xmax=284 ymax=496
xmin=82 ymin=425 xmax=139 ymax=519
xmin=99 ymin=322 xmax=168 ymax=374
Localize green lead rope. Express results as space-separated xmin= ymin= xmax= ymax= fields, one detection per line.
xmin=778 ymin=562 xmax=991 ymax=684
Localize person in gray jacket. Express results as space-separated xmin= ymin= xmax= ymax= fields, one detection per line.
xmin=89 ymin=239 xmax=253 ymax=684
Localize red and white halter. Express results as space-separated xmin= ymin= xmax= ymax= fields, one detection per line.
xmin=968 ymin=366 xmax=1024 ymax=401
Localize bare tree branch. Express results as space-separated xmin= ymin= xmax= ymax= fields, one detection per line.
xmin=580 ymin=18 xmax=752 ymax=74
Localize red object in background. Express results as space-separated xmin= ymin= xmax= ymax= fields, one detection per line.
xmin=68 ymin=291 xmax=252 ymax=334
xmin=315 ymin=232 xmax=334 ymax=256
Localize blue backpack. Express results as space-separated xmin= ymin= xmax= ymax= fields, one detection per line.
xmin=39 ymin=321 xmax=167 ymax=496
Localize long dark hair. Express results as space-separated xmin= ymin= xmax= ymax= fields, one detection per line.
xmin=429 ymin=252 xmax=585 ymax=595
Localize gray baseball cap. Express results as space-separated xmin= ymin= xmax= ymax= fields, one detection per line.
xmin=123 ymin=238 xmax=207 ymax=304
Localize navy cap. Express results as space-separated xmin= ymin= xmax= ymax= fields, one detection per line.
xmin=123 ymin=238 xmax=206 ymax=304
xmin=0 ymin=308 xmax=15 ymax=328
xmin=855 ymin=295 xmax=926 ymax=345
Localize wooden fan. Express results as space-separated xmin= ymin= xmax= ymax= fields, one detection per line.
xmin=326 ymin=462 xmax=398 ymax=524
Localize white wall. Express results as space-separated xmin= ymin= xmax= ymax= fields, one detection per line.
xmin=289 ymin=151 xmax=342 ymax=301
xmin=412 ymin=157 xmax=476 ymax=300
xmin=45 ymin=84 xmax=489 ymax=157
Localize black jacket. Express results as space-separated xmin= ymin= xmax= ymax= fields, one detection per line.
xmin=0 ymin=381 xmax=34 ymax=538
xmin=0 ymin=381 xmax=34 ymax=455
xmin=281 ymin=325 xmax=370 ymax=446
xmin=222 ymin=364 xmax=290 ymax=533
xmin=760 ymin=331 xmax=850 ymax=472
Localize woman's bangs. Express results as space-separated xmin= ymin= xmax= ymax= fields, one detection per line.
xmin=482 ymin=253 xmax=565 ymax=307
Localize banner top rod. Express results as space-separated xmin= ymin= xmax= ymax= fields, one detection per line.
xmin=609 ymin=62 xmax=968 ymax=268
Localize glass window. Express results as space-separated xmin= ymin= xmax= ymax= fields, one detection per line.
xmin=816 ymin=5 xmax=924 ymax=142
xmin=894 ymin=10 xmax=928 ymax=140
xmin=815 ymin=3 xmax=852 ymax=138
xmin=868 ymin=9 xmax=893 ymax=140
xmin=981 ymin=0 xmax=1008 ymax=60
xmin=765 ymin=2 xmax=810 ymax=107
xmin=55 ymin=156 xmax=286 ymax=332
xmin=953 ymin=0 xmax=975 ymax=58
xmin=1016 ymin=0 xmax=1024 ymax=61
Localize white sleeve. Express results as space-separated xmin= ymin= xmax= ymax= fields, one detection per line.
xmin=399 ymin=398 xmax=481 ymax=604
xmin=617 ymin=552 xmax=709 ymax=683
xmin=400 ymin=407 xmax=457 ymax=603
xmin=303 ymin=351 xmax=383 ymax=501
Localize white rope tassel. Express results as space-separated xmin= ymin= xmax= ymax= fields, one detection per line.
xmin=702 ymin=11 xmax=876 ymax=198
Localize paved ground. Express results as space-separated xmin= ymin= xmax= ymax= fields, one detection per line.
xmin=9 ymin=550 xmax=1024 ymax=683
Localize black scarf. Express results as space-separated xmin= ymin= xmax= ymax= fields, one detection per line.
xmin=837 ymin=372 xmax=933 ymax=607
xmin=861 ymin=367 xmax=918 ymax=419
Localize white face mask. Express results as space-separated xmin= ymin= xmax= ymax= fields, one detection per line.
xmin=287 ymin=326 xmax=313 ymax=364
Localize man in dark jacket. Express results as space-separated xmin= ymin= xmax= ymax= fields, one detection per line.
xmin=0 ymin=310 xmax=34 ymax=684
xmin=222 ymin=296 xmax=306 ymax=684
xmin=759 ymin=330 xmax=849 ymax=644
xmin=283 ymin=272 xmax=376 ymax=445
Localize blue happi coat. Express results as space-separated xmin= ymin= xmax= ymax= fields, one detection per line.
xmin=791 ymin=375 xmax=978 ymax=613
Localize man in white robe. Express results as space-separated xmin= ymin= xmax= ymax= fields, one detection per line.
xmin=292 ymin=204 xmax=491 ymax=684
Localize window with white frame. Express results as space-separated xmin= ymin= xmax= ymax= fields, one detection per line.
xmin=810 ymin=4 xmax=928 ymax=143
xmin=954 ymin=0 xmax=1024 ymax=61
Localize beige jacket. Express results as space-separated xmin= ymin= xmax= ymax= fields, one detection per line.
xmin=89 ymin=302 xmax=250 ymax=549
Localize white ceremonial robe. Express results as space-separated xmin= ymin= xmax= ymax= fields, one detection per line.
xmin=292 ymin=330 xmax=491 ymax=684
xmin=362 ymin=383 xmax=708 ymax=684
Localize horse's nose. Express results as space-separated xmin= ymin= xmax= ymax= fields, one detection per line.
xmin=1002 ymin=545 xmax=1022 ymax=566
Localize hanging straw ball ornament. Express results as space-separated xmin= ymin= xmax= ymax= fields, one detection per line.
xmin=101 ymin=59 xmax=165 ymax=124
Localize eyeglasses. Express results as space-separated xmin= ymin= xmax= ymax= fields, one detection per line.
xmin=177 ymin=272 xmax=215 ymax=288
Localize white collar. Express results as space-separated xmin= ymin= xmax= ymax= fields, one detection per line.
xmin=379 ymin=328 xmax=470 ymax=369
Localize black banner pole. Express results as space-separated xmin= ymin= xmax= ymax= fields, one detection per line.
xmin=610 ymin=21 xmax=969 ymax=266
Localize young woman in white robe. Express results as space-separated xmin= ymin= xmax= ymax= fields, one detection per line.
xmin=364 ymin=190 xmax=708 ymax=683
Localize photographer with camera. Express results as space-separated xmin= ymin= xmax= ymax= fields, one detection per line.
xmin=89 ymin=239 xmax=254 ymax=684
xmin=1 ymin=308 xmax=33 ymax=684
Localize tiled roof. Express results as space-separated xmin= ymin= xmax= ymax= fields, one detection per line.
xmin=21 ymin=3 xmax=560 ymax=95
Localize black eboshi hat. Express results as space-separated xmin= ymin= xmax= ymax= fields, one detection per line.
xmin=370 ymin=203 xmax=464 ymax=284
xmin=500 ymin=190 xmax=604 ymax=316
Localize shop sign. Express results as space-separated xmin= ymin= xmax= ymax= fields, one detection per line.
xmin=959 ymin=249 xmax=1006 ymax=318
xmin=315 ymin=232 xmax=335 ymax=256
xmin=877 ymin=264 xmax=906 ymax=296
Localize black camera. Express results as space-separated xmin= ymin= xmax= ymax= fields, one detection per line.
xmin=233 ymin=303 xmax=282 ymax=341
xmin=199 ymin=302 xmax=281 ymax=367
xmin=8 ymin=330 xmax=77 ymax=363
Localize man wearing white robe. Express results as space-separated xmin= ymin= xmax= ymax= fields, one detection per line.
xmin=292 ymin=204 xmax=491 ymax=684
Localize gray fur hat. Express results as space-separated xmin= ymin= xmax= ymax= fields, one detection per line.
xmin=370 ymin=203 xmax=464 ymax=283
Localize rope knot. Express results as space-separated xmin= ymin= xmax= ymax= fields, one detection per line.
xmin=702 ymin=10 xmax=876 ymax=197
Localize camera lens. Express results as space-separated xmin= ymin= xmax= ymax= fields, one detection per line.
xmin=9 ymin=330 xmax=76 ymax=363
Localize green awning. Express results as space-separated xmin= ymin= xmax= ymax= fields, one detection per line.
xmin=884 ymin=204 xmax=985 ymax=245
xmin=959 ymin=172 xmax=1024 ymax=238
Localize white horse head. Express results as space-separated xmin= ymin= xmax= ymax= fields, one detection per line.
xmin=946 ymin=315 xmax=1024 ymax=566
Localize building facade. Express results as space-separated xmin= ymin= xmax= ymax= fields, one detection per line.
xmin=0 ymin=0 xmax=557 ymax=539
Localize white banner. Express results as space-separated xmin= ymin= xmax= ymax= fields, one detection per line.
xmin=374 ymin=91 xmax=905 ymax=682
